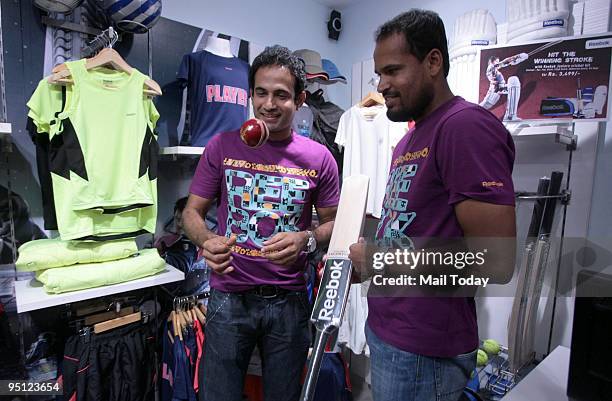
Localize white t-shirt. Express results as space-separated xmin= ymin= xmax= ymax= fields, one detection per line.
xmin=337 ymin=281 xmax=370 ymax=356
xmin=335 ymin=105 xmax=407 ymax=217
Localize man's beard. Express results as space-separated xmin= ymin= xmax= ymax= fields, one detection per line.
xmin=386 ymin=83 xmax=434 ymax=122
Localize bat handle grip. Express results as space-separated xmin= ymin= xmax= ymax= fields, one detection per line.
xmin=299 ymin=329 xmax=330 ymax=401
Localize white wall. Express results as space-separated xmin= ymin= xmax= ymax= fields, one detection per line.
xmin=162 ymin=0 xmax=335 ymax=54
xmin=335 ymin=0 xmax=506 ymax=108
xmin=161 ymin=0 xmax=349 ymax=105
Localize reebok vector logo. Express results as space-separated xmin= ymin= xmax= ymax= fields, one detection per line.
xmin=317 ymin=260 xmax=346 ymax=322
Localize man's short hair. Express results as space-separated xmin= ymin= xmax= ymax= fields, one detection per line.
xmin=249 ymin=45 xmax=306 ymax=100
xmin=375 ymin=9 xmax=450 ymax=77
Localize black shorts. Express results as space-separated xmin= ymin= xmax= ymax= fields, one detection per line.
xmin=61 ymin=323 xmax=155 ymax=401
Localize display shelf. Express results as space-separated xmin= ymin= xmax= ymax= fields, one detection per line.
xmin=14 ymin=264 xmax=184 ymax=313
xmin=160 ymin=146 xmax=204 ymax=157
xmin=503 ymin=346 xmax=570 ymax=401
xmin=507 ymin=123 xmax=577 ymax=150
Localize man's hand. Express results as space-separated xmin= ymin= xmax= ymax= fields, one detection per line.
xmin=201 ymin=235 xmax=237 ymax=275
xmin=348 ymin=238 xmax=369 ymax=282
xmin=509 ymin=52 xmax=528 ymax=66
xmin=261 ymin=232 xmax=308 ymax=266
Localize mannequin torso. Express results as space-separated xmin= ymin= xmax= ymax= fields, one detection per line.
xmin=205 ymin=37 xmax=233 ymax=58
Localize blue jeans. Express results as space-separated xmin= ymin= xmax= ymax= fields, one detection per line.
xmin=200 ymin=288 xmax=311 ymax=401
xmin=365 ymin=324 xmax=476 ymax=401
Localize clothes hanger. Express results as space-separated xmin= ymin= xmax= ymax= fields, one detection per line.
xmin=167 ymin=293 xmax=208 ymax=335
xmin=73 ymin=295 xmax=136 ymax=317
xmin=173 ymin=309 xmax=183 ymax=342
xmin=184 ymin=297 xmax=198 ymax=325
xmin=174 ymin=297 xmax=188 ymax=334
xmin=84 ymin=305 xmax=135 ymax=326
xmin=74 ymin=302 xmax=108 ymax=317
xmin=198 ymin=304 xmax=207 ymax=319
xmin=193 ymin=302 xmax=206 ymax=324
xmin=49 ymin=52 xmax=163 ymax=96
xmin=167 ymin=310 xmax=176 ymax=344
xmin=182 ymin=298 xmax=193 ymax=325
xmin=186 ymin=298 xmax=205 ymax=325
xmin=93 ymin=311 xmax=142 ymax=334
xmin=359 ymin=91 xmax=385 ymax=107
xmin=48 ymin=27 xmax=162 ymax=97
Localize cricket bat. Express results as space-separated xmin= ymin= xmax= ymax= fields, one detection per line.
xmin=508 ymin=177 xmax=549 ymax=372
xmin=299 ymin=174 xmax=369 ymax=401
xmin=519 ymin=171 xmax=563 ymax=367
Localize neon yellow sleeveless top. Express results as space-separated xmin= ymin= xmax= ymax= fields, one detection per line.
xmin=27 ymin=59 xmax=159 ymax=240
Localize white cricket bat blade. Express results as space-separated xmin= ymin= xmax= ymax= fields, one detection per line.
xmin=327 ymin=175 xmax=369 ymax=257
xmin=310 ymin=174 xmax=369 ymax=331
xmin=301 ymin=175 xmax=369 ymax=401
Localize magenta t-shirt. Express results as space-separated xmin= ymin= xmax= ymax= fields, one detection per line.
xmin=189 ymin=130 xmax=339 ymax=291
xmin=368 ymin=97 xmax=515 ymax=357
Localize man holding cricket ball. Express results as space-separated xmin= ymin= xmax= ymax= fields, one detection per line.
xmin=183 ymin=45 xmax=339 ymax=401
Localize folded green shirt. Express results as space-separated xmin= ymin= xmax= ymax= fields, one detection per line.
xmin=35 ymin=248 xmax=166 ymax=294
xmin=16 ymin=238 xmax=139 ymax=271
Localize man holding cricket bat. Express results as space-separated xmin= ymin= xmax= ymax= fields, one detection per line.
xmin=183 ymin=46 xmax=339 ymax=401
xmin=349 ymin=9 xmax=517 ymax=401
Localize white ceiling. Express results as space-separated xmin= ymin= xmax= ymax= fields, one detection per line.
xmin=311 ymin=0 xmax=357 ymax=10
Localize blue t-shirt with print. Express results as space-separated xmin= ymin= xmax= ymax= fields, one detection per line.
xmin=177 ymin=50 xmax=249 ymax=147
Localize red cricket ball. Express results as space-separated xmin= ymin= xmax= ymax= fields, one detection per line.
xmin=239 ymin=118 xmax=269 ymax=148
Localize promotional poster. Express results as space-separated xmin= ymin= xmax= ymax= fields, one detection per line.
xmin=478 ymin=34 xmax=611 ymax=121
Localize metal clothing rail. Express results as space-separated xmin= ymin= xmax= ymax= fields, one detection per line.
xmin=173 ymin=291 xmax=211 ymax=307
xmin=515 ymin=190 xmax=571 ymax=204
xmin=158 ymin=282 xmax=210 ymax=302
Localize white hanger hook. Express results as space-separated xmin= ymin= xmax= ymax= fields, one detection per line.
xmin=106 ymin=27 xmax=118 ymax=48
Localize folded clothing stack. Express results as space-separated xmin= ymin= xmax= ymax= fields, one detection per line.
xmin=16 ymin=238 xmax=165 ymax=294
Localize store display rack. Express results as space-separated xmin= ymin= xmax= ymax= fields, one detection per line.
xmin=507 ymin=122 xmax=577 ymax=150
xmin=14 ymin=264 xmax=184 ymax=313
xmin=160 ymin=146 xmax=205 ymax=160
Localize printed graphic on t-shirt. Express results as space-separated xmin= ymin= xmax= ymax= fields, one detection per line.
xmin=224 ymin=169 xmax=311 ymax=248
xmin=205 ymin=85 xmax=248 ymax=106
xmin=377 ymin=163 xmax=418 ymax=247
xmin=378 ymin=145 xmax=431 ymax=245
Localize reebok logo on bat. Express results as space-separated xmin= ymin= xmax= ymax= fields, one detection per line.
xmin=317 ymin=260 xmax=345 ymax=321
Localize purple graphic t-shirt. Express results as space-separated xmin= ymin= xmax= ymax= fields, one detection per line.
xmin=368 ymin=97 xmax=515 ymax=357
xmin=190 ymin=130 xmax=340 ymax=292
